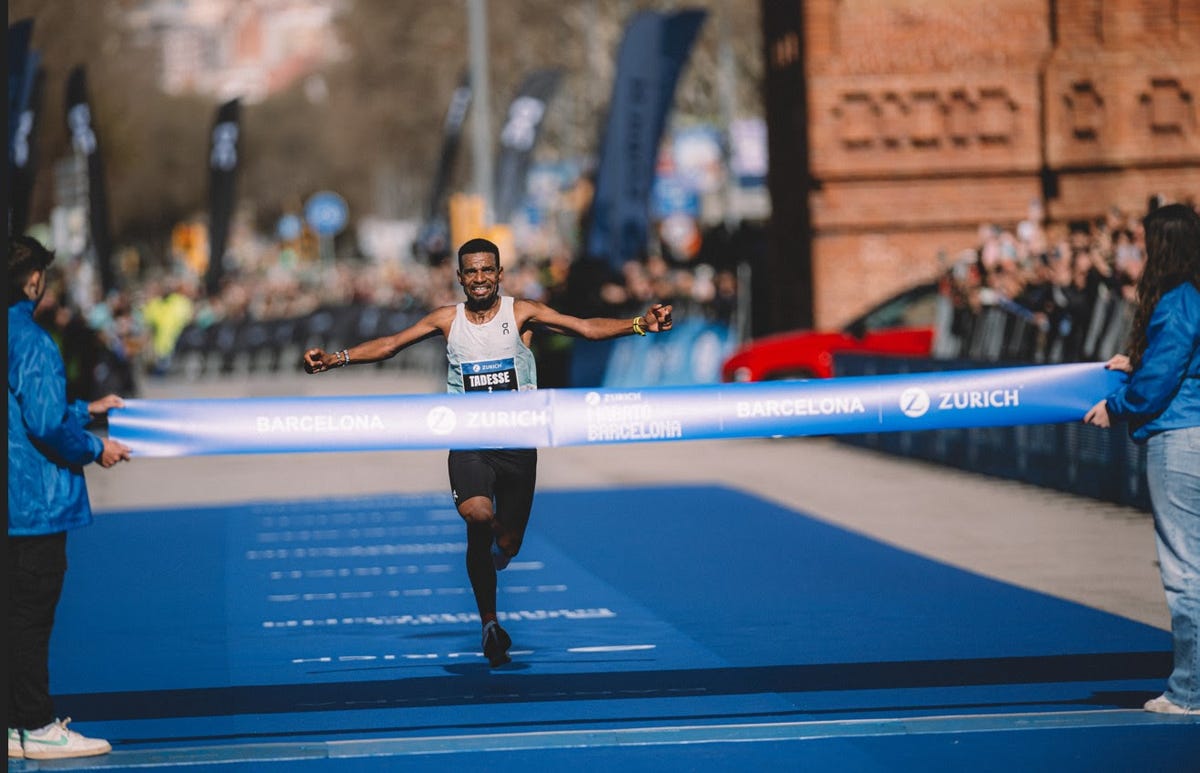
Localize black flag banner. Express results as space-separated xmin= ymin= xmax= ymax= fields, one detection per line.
xmin=10 ymin=64 xmax=43 ymax=238
xmin=8 ymin=19 xmax=41 ymax=237
xmin=583 ymin=9 xmax=706 ymax=271
xmin=8 ymin=19 xmax=33 ymax=162
xmin=206 ymin=98 xmax=241 ymax=296
xmin=418 ymin=72 xmax=472 ymax=260
xmin=493 ymin=68 xmax=561 ymax=224
xmin=66 ymin=65 xmax=115 ymax=293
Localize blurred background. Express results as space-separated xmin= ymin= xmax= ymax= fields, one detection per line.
xmin=12 ymin=8 xmax=1200 ymax=765
xmin=6 ymin=0 xmax=1199 ymax=409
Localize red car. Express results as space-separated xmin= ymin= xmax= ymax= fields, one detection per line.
xmin=721 ymin=282 xmax=942 ymax=381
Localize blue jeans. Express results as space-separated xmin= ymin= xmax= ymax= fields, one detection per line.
xmin=1146 ymin=425 xmax=1200 ymax=707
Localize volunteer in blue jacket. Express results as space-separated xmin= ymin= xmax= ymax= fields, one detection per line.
xmin=1085 ymin=203 xmax=1200 ymax=715
xmin=8 ymin=236 xmax=131 ymax=761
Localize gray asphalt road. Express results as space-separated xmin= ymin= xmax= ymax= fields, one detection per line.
xmin=85 ymin=368 xmax=1167 ymax=629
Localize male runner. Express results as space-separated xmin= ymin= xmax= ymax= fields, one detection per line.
xmin=304 ymin=238 xmax=673 ymax=666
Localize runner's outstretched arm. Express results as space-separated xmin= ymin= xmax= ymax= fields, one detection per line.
xmin=517 ymin=301 xmax=673 ymax=340
xmin=304 ymin=306 xmax=455 ymax=373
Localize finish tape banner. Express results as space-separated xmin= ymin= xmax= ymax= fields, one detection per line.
xmin=108 ymin=363 xmax=1123 ymax=458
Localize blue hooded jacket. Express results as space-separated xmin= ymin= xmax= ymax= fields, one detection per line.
xmin=8 ymin=299 xmax=104 ymax=536
xmin=1105 ymin=282 xmax=1200 ymax=442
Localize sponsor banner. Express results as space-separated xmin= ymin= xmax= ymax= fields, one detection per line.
xmin=428 ymin=72 xmax=472 ymax=221
xmin=602 ymin=320 xmax=736 ymax=388
xmin=110 ymin=363 xmax=1122 ymax=458
xmin=493 ymin=68 xmax=561 ymax=224
xmin=417 ymin=72 xmax=471 ymax=260
xmin=112 ymin=392 xmax=552 ymax=457
xmin=584 ymin=9 xmax=707 ymax=270
xmin=65 ymin=66 xmax=115 ymax=293
xmin=729 ymin=118 xmax=767 ymax=187
xmin=714 ymin=364 xmax=1103 ymax=438
xmin=10 ymin=54 xmax=42 ymax=236
xmin=8 ymin=19 xmax=34 ymax=159
xmin=651 ymin=175 xmax=701 ymax=219
xmin=206 ymin=98 xmax=241 ymax=295
xmin=672 ymin=125 xmax=724 ymax=194
xmin=549 ymin=386 xmax=713 ymax=446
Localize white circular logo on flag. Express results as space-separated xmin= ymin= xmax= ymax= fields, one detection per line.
xmin=585 ymin=392 xmax=601 ymax=406
xmin=426 ymin=406 xmax=457 ymax=435
xmin=899 ymin=387 xmax=930 ymax=418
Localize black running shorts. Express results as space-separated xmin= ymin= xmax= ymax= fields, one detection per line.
xmin=448 ymin=448 xmax=538 ymax=538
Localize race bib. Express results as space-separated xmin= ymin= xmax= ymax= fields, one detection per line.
xmin=461 ymin=358 xmax=518 ymax=392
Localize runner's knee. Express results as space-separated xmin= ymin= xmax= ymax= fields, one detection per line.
xmin=457 ymin=496 xmax=494 ymax=526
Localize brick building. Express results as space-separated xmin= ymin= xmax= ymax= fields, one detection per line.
xmin=760 ymin=0 xmax=1200 ymax=331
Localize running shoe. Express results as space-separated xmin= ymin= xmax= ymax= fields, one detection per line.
xmin=21 ymin=718 xmax=111 ymax=760
xmin=482 ymin=620 xmax=512 ymax=667
xmin=491 ymin=538 xmax=512 ymax=571
xmin=8 ymin=728 xmax=23 ymax=759
xmin=1144 ymin=694 xmax=1196 ymax=715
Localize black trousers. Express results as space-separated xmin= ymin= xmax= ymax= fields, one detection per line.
xmin=8 ymin=531 xmax=68 ymax=730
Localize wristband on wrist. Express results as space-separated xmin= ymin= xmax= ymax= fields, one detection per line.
xmin=632 ymin=316 xmax=646 ymax=336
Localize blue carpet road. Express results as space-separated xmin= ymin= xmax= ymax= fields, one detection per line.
xmin=18 ymin=485 xmax=1198 ymax=771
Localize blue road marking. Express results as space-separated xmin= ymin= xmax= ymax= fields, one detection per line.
xmin=41 ymin=485 xmax=1192 ymax=770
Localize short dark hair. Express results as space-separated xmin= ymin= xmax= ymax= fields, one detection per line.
xmin=9 ymin=235 xmax=54 ymax=306
xmin=457 ymin=238 xmax=500 ymax=270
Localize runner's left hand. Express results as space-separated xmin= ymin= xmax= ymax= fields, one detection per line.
xmin=645 ymin=303 xmax=674 ymax=333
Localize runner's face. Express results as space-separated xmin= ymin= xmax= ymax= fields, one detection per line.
xmin=458 ymin=252 xmax=502 ymax=306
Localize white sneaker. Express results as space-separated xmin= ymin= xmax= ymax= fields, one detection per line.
xmin=7 ymin=727 xmax=23 ymax=759
xmin=20 ymin=718 xmax=111 ymax=760
xmin=1143 ymin=694 xmax=1196 ymax=715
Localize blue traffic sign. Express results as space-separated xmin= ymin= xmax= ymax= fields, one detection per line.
xmin=276 ymin=213 xmax=302 ymax=241
xmin=304 ymin=191 xmax=348 ymax=236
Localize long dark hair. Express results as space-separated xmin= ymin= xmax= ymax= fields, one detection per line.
xmin=1128 ymin=203 xmax=1200 ymax=368
xmin=8 ymin=235 xmax=54 ymax=307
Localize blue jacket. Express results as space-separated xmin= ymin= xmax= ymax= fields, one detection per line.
xmin=1105 ymin=282 xmax=1200 ymax=442
xmin=8 ymin=299 xmax=103 ymax=536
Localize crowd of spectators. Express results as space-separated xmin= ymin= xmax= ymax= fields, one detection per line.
xmin=931 ymin=201 xmax=1180 ymax=366
xmin=33 ymin=228 xmax=747 ymax=398
xmin=33 ymin=198 xmax=1192 ymax=399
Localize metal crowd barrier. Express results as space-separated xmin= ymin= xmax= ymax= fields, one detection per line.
xmin=934 ymin=289 xmax=1134 ymax=367
xmin=834 ymin=353 xmax=1150 ymax=511
xmin=167 ymin=305 xmax=446 ymax=380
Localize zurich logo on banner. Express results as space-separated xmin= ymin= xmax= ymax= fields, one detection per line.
xmin=899 ymin=388 xmax=931 ymax=418
xmin=426 ymin=405 xmax=457 ymax=435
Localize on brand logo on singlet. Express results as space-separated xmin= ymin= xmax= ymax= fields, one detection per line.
xmin=462 ymin=358 xmax=518 ymax=392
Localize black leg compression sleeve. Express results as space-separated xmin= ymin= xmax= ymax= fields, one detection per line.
xmin=465 ymin=521 xmax=497 ymax=619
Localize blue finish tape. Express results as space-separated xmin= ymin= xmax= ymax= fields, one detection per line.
xmin=108 ymin=363 xmax=1123 ymax=457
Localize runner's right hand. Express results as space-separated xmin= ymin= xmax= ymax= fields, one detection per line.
xmin=303 ymin=348 xmax=329 ymax=374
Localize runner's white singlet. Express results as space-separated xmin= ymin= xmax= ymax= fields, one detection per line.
xmin=446 ymin=296 xmax=538 ymax=394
